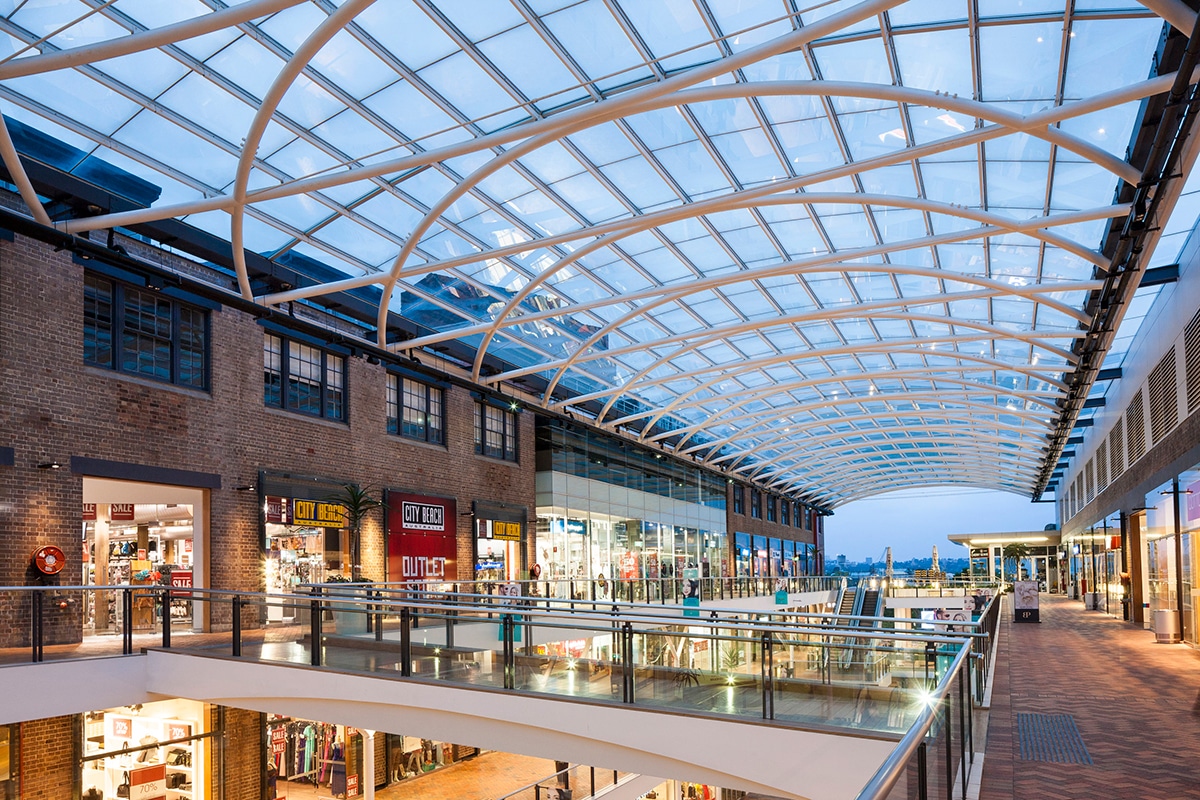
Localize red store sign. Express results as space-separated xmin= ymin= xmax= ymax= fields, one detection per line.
xmin=170 ymin=571 xmax=193 ymax=598
xmin=386 ymin=492 xmax=457 ymax=583
xmin=110 ymin=503 xmax=136 ymax=522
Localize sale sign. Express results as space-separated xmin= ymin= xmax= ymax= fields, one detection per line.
xmin=130 ymin=764 xmax=166 ymax=799
xmin=169 ymin=571 xmax=193 ymax=598
xmin=347 ymin=774 xmax=359 ymax=797
xmin=271 ymin=726 xmax=286 ymax=756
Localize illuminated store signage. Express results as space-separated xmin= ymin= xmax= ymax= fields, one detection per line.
xmin=386 ymin=491 xmax=457 ymax=582
xmin=292 ymin=500 xmax=345 ymax=528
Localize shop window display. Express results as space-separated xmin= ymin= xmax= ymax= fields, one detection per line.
xmin=82 ymin=501 xmax=195 ymax=635
xmin=80 ymin=699 xmax=207 ymax=800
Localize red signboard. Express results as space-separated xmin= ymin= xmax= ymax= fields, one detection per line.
xmin=620 ymin=552 xmax=638 ymax=580
xmin=82 ymin=503 xmax=97 ymax=521
xmin=386 ymin=492 xmax=457 ymax=582
xmin=110 ymin=503 xmax=136 ymax=521
xmin=271 ymin=726 xmax=287 ymax=756
xmin=347 ymin=774 xmax=359 ymax=798
xmin=130 ymin=763 xmax=166 ymax=799
xmin=169 ymin=571 xmax=193 ymax=598
xmin=112 ymin=717 xmax=132 ymax=738
xmin=166 ymin=722 xmax=191 ymax=741
xmin=265 ymin=496 xmax=290 ymax=525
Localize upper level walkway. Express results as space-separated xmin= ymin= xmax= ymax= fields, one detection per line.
xmin=0 ymin=582 xmax=997 ymax=800
xmin=978 ymin=594 xmax=1200 ymax=800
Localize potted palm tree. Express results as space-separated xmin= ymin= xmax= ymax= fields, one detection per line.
xmin=323 ymin=484 xmax=383 ymax=635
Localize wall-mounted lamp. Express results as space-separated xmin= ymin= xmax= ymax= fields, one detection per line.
xmin=366 ymin=354 xmax=381 ymax=365
xmin=36 ymin=462 xmax=63 ymax=470
xmin=234 ymin=484 xmax=257 ymax=492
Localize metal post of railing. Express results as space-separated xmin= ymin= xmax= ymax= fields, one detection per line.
xmin=30 ymin=590 xmax=43 ymax=663
xmin=966 ymin=658 xmax=975 ymax=759
xmin=446 ymin=606 xmax=455 ymax=650
xmin=161 ymin=587 xmax=172 ymax=649
xmin=589 ymin=767 xmax=595 ymax=798
xmin=375 ymin=590 xmax=385 ymax=643
xmin=232 ymin=595 xmax=242 ymax=657
xmin=959 ymin=672 xmax=968 ymax=800
xmin=761 ymin=631 xmax=774 ymax=720
xmin=310 ymin=587 xmax=323 ymax=667
xmin=917 ymin=740 xmax=928 ymax=800
xmin=400 ymin=607 xmax=412 ymax=677
xmin=622 ymin=620 xmax=634 ymax=703
xmin=122 ymin=588 xmax=134 ymax=655
xmin=944 ymin=696 xmax=953 ymax=800
xmin=502 ymin=614 xmax=515 ymax=690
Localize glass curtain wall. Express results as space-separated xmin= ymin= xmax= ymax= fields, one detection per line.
xmin=1145 ymin=479 xmax=1178 ymax=618
xmin=535 ymin=418 xmax=728 ymax=597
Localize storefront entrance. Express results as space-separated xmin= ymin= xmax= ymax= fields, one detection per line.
xmin=81 ymin=478 xmax=206 ymax=636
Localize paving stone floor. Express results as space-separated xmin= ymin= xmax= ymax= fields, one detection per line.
xmin=979 ymin=594 xmax=1200 ymax=800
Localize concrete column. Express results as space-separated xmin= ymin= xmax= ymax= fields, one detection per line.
xmin=363 ymin=729 xmax=375 ymax=800
xmin=1128 ymin=511 xmax=1148 ymax=627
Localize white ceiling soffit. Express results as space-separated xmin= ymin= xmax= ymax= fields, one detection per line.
xmin=2 ymin=0 xmax=1197 ymax=508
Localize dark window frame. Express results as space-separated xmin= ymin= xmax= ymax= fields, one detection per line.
xmin=781 ymin=499 xmax=790 ymax=527
xmin=766 ymin=495 xmax=777 ymax=523
xmin=84 ymin=273 xmax=209 ymax=389
xmin=750 ymin=488 xmax=762 ymax=519
xmin=387 ymin=374 xmax=445 ymax=444
xmin=733 ymin=485 xmax=744 ymax=515
xmin=263 ymin=332 xmax=346 ymax=421
xmin=474 ymin=401 xmax=519 ymax=461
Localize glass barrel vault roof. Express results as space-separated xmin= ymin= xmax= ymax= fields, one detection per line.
xmin=0 ymin=0 xmax=1196 ymax=508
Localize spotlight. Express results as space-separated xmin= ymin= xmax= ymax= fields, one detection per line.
xmin=37 ymin=462 xmax=62 ymax=470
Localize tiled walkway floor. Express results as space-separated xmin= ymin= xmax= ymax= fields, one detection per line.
xmin=980 ymin=594 xmax=1200 ymax=799
xmin=274 ymin=751 xmax=564 ymax=800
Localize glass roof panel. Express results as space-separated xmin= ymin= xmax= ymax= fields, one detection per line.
xmin=0 ymin=0 xmax=1181 ymax=506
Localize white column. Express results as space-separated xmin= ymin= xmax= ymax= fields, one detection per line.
xmin=363 ymin=729 xmax=375 ymax=800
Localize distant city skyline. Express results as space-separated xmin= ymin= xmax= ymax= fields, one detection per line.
xmin=825 ymin=487 xmax=1056 ymax=562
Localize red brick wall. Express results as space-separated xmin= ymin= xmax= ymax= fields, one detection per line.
xmin=0 ymin=233 xmax=534 ymax=644
xmin=220 ymin=707 xmax=263 ymax=800
xmin=726 ymin=483 xmax=816 ymax=546
xmin=17 ymin=715 xmax=76 ymax=800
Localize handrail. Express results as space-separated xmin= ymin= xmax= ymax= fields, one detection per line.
xmin=853 ymin=643 xmax=973 ymax=800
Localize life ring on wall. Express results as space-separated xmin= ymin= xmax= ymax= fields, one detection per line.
xmin=32 ymin=544 xmax=66 ymax=575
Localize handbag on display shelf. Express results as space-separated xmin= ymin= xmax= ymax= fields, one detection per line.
xmin=116 ymin=771 xmax=130 ymax=798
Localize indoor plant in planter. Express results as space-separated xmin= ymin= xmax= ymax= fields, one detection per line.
xmin=323 ymin=483 xmax=383 ymax=635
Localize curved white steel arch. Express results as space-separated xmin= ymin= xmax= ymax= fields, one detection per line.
xmin=0 ymin=0 xmax=309 ymax=81
xmin=369 ymin=0 xmax=906 ymax=344
xmin=720 ymin=424 xmax=1051 ymax=470
xmin=227 ymin=0 xmax=380 ymax=299
xmin=582 ymin=333 xmax=1068 ymax=428
xmin=586 ymin=327 xmax=1075 ymax=429
xmin=599 ymin=366 xmax=1063 ymax=430
xmin=539 ymin=274 xmax=1098 ymax=409
xmin=465 ymin=195 xmax=1112 ymax=383
xmin=709 ymin=420 xmax=1052 ymax=473
xmin=761 ymin=452 xmax=1044 ymax=494
xmin=600 ymin=348 xmax=1069 ymax=438
xmin=492 ymin=311 xmax=1082 ymax=387
xmin=666 ymin=390 xmax=1061 ymax=455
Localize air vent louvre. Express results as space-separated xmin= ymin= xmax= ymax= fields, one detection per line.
xmin=1148 ymin=347 xmax=1178 ymax=444
xmin=1110 ymin=422 xmax=1124 ymax=480
xmin=1097 ymin=440 xmax=1108 ymax=492
xmin=1185 ymin=308 xmax=1200 ymax=412
xmin=1085 ymin=459 xmax=1094 ymax=503
xmin=1127 ymin=391 xmax=1146 ymax=463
